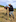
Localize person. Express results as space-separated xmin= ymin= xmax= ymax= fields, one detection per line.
xmin=9 ymin=4 xmax=14 ymax=19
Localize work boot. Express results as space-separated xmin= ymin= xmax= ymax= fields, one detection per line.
xmin=9 ymin=14 xmax=11 ymax=17
xmin=12 ymin=15 xmax=14 ymax=19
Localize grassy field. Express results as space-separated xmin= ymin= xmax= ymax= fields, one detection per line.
xmin=0 ymin=7 xmax=16 ymax=22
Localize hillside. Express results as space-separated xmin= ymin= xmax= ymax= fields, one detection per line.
xmin=0 ymin=5 xmax=4 ymax=7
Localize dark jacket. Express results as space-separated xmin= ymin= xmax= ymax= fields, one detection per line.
xmin=9 ymin=5 xmax=14 ymax=11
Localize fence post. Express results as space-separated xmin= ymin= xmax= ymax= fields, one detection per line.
xmin=7 ymin=8 xmax=9 ymax=20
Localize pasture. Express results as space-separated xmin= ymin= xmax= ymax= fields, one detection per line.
xmin=0 ymin=7 xmax=16 ymax=22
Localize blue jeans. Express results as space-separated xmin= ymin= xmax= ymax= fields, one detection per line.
xmin=9 ymin=11 xmax=14 ymax=16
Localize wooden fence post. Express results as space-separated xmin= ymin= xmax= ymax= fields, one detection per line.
xmin=7 ymin=8 xmax=9 ymax=20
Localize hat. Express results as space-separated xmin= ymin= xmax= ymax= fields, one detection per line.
xmin=8 ymin=4 xmax=11 ymax=6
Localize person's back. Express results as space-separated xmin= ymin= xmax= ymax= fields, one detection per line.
xmin=9 ymin=5 xmax=13 ymax=11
